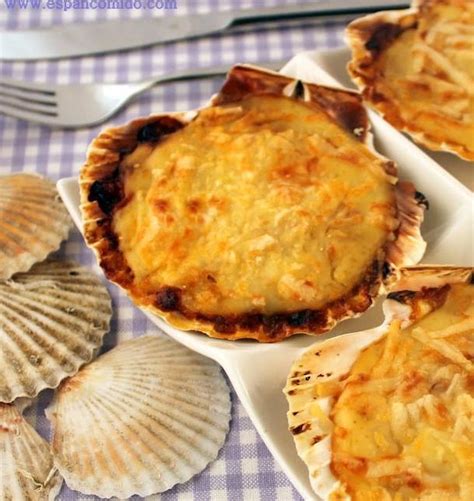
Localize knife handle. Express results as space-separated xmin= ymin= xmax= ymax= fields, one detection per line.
xmin=232 ymin=0 xmax=409 ymax=24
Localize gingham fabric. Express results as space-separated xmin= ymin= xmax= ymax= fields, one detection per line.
xmin=0 ymin=2 xmax=351 ymax=499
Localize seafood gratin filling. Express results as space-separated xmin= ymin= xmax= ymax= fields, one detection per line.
xmin=285 ymin=267 xmax=473 ymax=500
xmin=331 ymin=283 xmax=474 ymax=500
xmin=117 ymin=95 xmax=394 ymax=316
xmin=347 ymin=0 xmax=474 ymax=161
xmin=81 ymin=65 xmax=426 ymax=341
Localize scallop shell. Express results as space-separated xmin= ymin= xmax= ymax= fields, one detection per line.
xmin=0 ymin=260 xmax=112 ymax=403
xmin=0 ymin=403 xmax=63 ymax=501
xmin=46 ymin=335 xmax=231 ymax=498
xmin=387 ymin=264 xmax=473 ymax=292
xmin=0 ymin=173 xmax=72 ymax=280
xmin=80 ymin=64 xmax=427 ymax=342
xmin=284 ymin=265 xmax=473 ymax=500
xmin=345 ymin=0 xmax=474 ymax=161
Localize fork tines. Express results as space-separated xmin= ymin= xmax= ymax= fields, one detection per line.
xmin=0 ymin=78 xmax=58 ymax=119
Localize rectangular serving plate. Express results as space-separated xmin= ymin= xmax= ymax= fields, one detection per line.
xmin=58 ymin=48 xmax=473 ymax=501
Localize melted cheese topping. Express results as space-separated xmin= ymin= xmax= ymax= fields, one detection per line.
xmin=331 ymin=283 xmax=474 ymax=500
xmin=115 ymin=95 xmax=395 ymax=316
xmin=375 ymin=0 xmax=474 ymax=158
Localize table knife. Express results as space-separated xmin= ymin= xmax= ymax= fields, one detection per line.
xmin=0 ymin=0 xmax=409 ymax=61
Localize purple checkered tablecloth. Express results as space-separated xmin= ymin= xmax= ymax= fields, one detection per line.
xmin=0 ymin=2 xmax=349 ymax=499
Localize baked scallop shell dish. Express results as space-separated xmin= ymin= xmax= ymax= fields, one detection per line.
xmin=284 ymin=265 xmax=473 ymax=500
xmin=80 ymin=65 xmax=427 ymax=342
xmin=346 ymin=0 xmax=474 ymax=161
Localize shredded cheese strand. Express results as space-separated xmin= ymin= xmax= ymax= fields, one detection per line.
xmin=412 ymin=328 xmax=474 ymax=372
xmin=415 ymin=43 xmax=474 ymax=94
xmin=428 ymin=318 xmax=474 ymax=338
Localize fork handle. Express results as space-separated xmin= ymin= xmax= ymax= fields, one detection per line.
xmin=141 ymin=61 xmax=286 ymax=90
xmin=232 ymin=0 xmax=409 ymax=23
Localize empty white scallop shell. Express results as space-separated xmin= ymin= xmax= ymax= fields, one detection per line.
xmin=0 ymin=173 xmax=72 ymax=279
xmin=0 ymin=403 xmax=63 ymax=501
xmin=0 ymin=260 xmax=112 ymax=403
xmin=46 ymin=335 xmax=231 ymax=499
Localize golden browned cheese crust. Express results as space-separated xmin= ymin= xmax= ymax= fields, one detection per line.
xmin=284 ymin=267 xmax=473 ymax=499
xmin=80 ymin=66 xmax=426 ymax=342
xmin=347 ymin=0 xmax=474 ymax=161
xmin=330 ymin=281 xmax=474 ymax=500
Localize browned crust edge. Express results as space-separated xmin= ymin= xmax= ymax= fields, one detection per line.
xmin=80 ymin=64 xmax=426 ymax=342
xmin=345 ymin=0 xmax=474 ymax=161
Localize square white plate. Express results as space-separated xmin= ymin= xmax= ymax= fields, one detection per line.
xmin=58 ymin=48 xmax=473 ymax=501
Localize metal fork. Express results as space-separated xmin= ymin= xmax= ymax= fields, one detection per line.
xmin=0 ymin=61 xmax=284 ymax=129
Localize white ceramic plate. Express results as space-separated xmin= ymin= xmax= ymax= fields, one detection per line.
xmin=57 ymin=49 xmax=473 ymax=501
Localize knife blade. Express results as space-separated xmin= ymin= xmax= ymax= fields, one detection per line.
xmin=0 ymin=0 xmax=409 ymax=61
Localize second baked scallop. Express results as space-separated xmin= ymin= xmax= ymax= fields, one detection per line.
xmin=346 ymin=0 xmax=474 ymax=161
xmin=285 ymin=265 xmax=473 ymax=500
xmin=80 ymin=65 xmax=427 ymax=342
